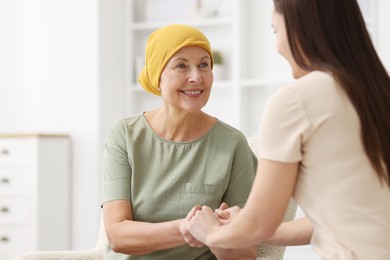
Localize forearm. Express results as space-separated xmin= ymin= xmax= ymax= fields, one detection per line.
xmin=207 ymin=211 xmax=273 ymax=249
xmin=107 ymin=219 xmax=185 ymax=255
xmin=263 ymin=217 xmax=312 ymax=246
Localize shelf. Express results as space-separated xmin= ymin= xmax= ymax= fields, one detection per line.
xmin=131 ymin=17 xmax=233 ymax=31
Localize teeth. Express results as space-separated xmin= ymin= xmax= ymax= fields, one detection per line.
xmin=183 ymin=90 xmax=201 ymax=95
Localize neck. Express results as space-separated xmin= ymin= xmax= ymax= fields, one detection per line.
xmin=144 ymin=109 xmax=216 ymax=142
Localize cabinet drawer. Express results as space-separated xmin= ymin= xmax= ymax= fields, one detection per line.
xmin=0 ymin=170 xmax=31 ymax=195
xmin=0 ymin=139 xmax=34 ymax=166
xmin=0 ymin=198 xmax=30 ymax=224
xmin=0 ymin=226 xmax=33 ymax=258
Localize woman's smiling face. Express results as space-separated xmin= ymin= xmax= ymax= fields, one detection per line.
xmin=159 ymin=46 xmax=213 ymax=113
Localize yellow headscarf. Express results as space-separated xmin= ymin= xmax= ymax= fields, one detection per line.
xmin=138 ymin=24 xmax=213 ymax=96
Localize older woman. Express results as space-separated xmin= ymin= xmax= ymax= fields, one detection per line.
xmin=101 ymin=24 xmax=258 ymax=259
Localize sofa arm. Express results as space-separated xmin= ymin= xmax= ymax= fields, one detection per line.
xmin=13 ymin=248 xmax=103 ymax=260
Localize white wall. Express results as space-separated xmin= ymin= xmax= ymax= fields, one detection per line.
xmin=98 ymin=0 xmax=129 ymax=148
xmin=0 ymin=0 xmax=101 ymax=249
xmin=0 ymin=0 xmax=129 ymax=251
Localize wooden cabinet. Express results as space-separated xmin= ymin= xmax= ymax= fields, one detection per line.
xmin=0 ymin=135 xmax=70 ymax=260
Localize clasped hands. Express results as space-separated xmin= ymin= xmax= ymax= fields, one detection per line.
xmin=180 ymin=202 xmax=240 ymax=247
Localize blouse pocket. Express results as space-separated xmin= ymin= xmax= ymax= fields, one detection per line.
xmin=185 ymin=183 xmax=223 ymax=195
xmin=179 ymin=183 xmax=224 ymax=216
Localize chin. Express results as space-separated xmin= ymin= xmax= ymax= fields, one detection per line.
xmin=291 ymin=70 xmax=300 ymax=79
xmin=292 ymin=69 xmax=308 ymax=79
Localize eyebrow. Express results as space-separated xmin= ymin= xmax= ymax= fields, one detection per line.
xmin=172 ymin=56 xmax=211 ymax=62
xmin=172 ymin=57 xmax=187 ymax=62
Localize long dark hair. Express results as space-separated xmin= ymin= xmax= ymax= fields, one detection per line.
xmin=273 ymin=0 xmax=390 ymax=186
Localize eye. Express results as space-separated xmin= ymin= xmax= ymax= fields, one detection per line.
xmin=175 ymin=63 xmax=187 ymax=69
xmin=199 ymin=62 xmax=210 ymax=69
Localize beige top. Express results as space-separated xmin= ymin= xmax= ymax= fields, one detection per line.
xmin=258 ymin=71 xmax=390 ymax=260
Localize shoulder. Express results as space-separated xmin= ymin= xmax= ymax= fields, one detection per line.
xmin=210 ymin=120 xmax=255 ymax=156
xmin=280 ymin=71 xmax=337 ymax=99
xmin=213 ymin=119 xmax=248 ymax=142
xmin=268 ymin=71 xmax=339 ymax=111
xmin=105 ymin=113 xmax=145 ymax=144
xmin=108 ymin=113 xmax=144 ymax=133
xmin=278 ymin=70 xmax=334 ymax=93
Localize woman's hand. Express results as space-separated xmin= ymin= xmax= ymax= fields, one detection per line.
xmin=214 ymin=202 xmax=241 ymax=225
xmin=183 ymin=203 xmax=257 ymax=259
xmin=180 ymin=205 xmax=205 ymax=247
xmin=187 ymin=205 xmax=222 ymax=245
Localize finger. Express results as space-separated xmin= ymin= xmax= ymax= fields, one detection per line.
xmin=215 ymin=208 xmax=230 ymax=220
xmin=187 ymin=238 xmax=205 ymax=248
xmin=225 ymin=205 xmax=241 ymax=214
xmin=219 ymin=202 xmax=229 ymax=210
xmin=201 ymin=205 xmax=213 ymax=212
xmin=186 ymin=205 xmax=201 ymax=220
xmin=223 ymin=206 xmax=241 ymax=220
xmin=180 ymin=220 xmax=205 ymax=248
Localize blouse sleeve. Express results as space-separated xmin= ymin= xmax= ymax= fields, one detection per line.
xmin=102 ymin=120 xmax=132 ymax=204
xmin=222 ymin=136 xmax=257 ymax=208
xmin=258 ymin=85 xmax=311 ymax=163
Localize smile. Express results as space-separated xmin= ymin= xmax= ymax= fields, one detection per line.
xmin=181 ymin=90 xmax=203 ymax=95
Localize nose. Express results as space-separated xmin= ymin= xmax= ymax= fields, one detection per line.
xmin=188 ymin=68 xmax=202 ymax=84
